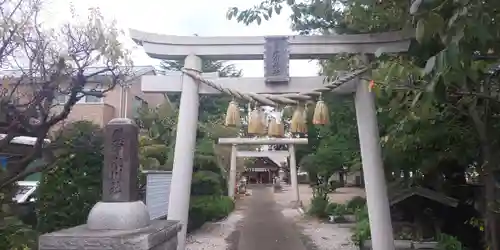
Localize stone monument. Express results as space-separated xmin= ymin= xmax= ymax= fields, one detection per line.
xmin=38 ymin=118 xmax=181 ymax=250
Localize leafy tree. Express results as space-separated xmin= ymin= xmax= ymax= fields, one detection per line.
xmin=0 ymin=2 xmax=131 ymax=188
xmin=299 ymin=95 xmax=360 ymax=185
xmin=36 ymin=121 xmax=103 ymax=234
xmin=137 ymin=99 xmax=177 ymax=170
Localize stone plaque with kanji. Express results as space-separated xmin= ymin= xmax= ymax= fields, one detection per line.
xmin=102 ymin=118 xmax=140 ymax=202
xmin=264 ymin=36 xmax=290 ymax=84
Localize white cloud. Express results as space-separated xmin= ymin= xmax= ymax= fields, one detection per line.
xmin=46 ymin=0 xmax=320 ymax=77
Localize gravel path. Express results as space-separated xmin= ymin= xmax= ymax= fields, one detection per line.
xmin=186 ymin=208 xmax=244 ymax=250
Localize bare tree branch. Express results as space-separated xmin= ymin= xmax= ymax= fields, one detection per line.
xmin=0 ymin=0 xmax=132 ymax=188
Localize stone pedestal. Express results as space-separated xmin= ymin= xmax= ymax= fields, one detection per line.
xmin=38 ymin=220 xmax=181 ymax=250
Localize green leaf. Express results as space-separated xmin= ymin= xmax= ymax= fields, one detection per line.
xmin=426 ymin=12 xmax=444 ymax=36
xmin=448 ymin=7 xmax=467 ymax=29
xmin=275 ymin=5 xmax=282 ymax=15
xmin=248 ymin=15 xmax=256 ymax=24
xmin=287 ymin=0 xmax=295 ymax=5
xmin=426 ymin=73 xmax=439 ymax=92
xmin=436 ymin=50 xmax=447 ymax=72
xmin=424 ymin=56 xmax=436 ymax=74
xmin=268 ymin=8 xmax=273 ymax=17
xmin=451 ymin=28 xmax=464 ymax=43
xmin=416 ymin=19 xmax=426 ymax=44
xmin=433 ymin=76 xmax=447 ymax=102
xmin=256 ymin=16 xmax=262 ymax=25
xmin=384 ymin=63 xmax=399 ymax=84
xmin=374 ymin=47 xmax=385 ymax=58
xmin=410 ymin=0 xmax=423 ymax=15
xmin=237 ymin=14 xmax=245 ymax=22
xmin=411 ymin=92 xmax=423 ymax=108
xmin=445 ymin=43 xmax=460 ymax=70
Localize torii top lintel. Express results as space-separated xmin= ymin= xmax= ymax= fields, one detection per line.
xmin=129 ymin=29 xmax=413 ymax=61
xmin=218 ymin=138 xmax=308 ymax=145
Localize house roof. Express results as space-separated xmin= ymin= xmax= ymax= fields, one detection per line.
xmin=247 ymin=157 xmax=280 ymax=169
xmin=0 ymin=65 xmax=157 ymax=83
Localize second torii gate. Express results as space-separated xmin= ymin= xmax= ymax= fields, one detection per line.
xmin=218 ymin=137 xmax=308 ymax=203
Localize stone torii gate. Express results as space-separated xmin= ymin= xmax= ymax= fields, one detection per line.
xmin=130 ymin=29 xmax=412 ymax=250
xmin=218 ymin=137 xmax=307 ymax=202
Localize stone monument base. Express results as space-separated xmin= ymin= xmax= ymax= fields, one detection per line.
xmin=39 ymin=220 xmax=181 ymax=250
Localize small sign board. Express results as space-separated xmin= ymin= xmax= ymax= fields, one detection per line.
xmin=264 ymin=36 xmax=290 ymax=84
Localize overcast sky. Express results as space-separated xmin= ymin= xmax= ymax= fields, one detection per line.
xmin=44 ymin=0 xmax=320 ymax=77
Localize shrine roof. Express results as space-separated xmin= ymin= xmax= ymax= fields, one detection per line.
xmin=389 ymin=186 xmax=459 ymax=208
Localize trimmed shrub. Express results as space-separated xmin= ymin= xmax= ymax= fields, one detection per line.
xmin=191 ymin=170 xmax=223 ymax=196
xmin=36 ymin=121 xmax=104 ymax=233
xmin=351 ymin=205 xmax=370 ymax=246
xmin=187 ymin=196 xmax=234 ymax=232
xmin=352 ymin=217 xmax=371 ymax=246
xmin=346 ymin=196 xmax=366 ymax=211
xmin=308 ymin=196 xmax=329 ymax=218
xmin=328 ymin=180 xmax=343 ymax=192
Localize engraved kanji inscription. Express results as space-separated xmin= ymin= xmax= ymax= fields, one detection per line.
xmin=264 ymin=36 xmax=290 ymax=83
xmin=102 ymin=118 xmax=140 ymax=202
xmin=109 ymin=128 xmax=125 ymax=196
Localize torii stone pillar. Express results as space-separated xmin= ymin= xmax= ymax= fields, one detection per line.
xmin=288 ymin=144 xmax=299 ymax=204
xmin=130 ymin=30 xmax=412 ymax=250
xmin=355 ymin=79 xmax=394 ymax=250
xmin=166 ymin=54 xmax=202 ymax=250
xmin=229 ymin=144 xmax=237 ymax=198
xmin=219 ymin=138 xmax=307 ymax=204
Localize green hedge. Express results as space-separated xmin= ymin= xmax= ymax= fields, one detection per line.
xmin=36 ymin=121 xmax=104 ymax=233
xmin=191 ymin=170 xmax=223 ymax=196
xmin=308 ymin=195 xmax=330 ymax=218
xmin=187 ymin=196 xmax=234 ymax=232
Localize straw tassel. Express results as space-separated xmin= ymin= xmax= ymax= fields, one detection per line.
xmin=225 ymin=100 xmax=241 ymax=127
xmin=268 ymin=110 xmax=284 ymax=137
xmin=247 ymin=106 xmax=265 ymax=135
xmin=257 ymin=108 xmax=267 ymax=136
xmin=312 ymin=97 xmax=329 ymax=125
xmin=290 ymin=105 xmax=307 ymax=134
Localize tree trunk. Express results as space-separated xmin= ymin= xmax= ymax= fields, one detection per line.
xmin=480 ymin=144 xmax=500 ymax=250
xmin=469 ymin=104 xmax=500 ymax=250
xmin=339 ymin=172 xmax=345 ymax=187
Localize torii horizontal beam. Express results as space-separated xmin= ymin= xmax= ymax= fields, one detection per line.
xmin=236 ymin=150 xmax=289 ymax=158
xmin=141 ymin=71 xmax=357 ymax=94
xmin=218 ymin=138 xmax=308 ymax=145
xmin=129 ymin=29 xmax=413 ymax=60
